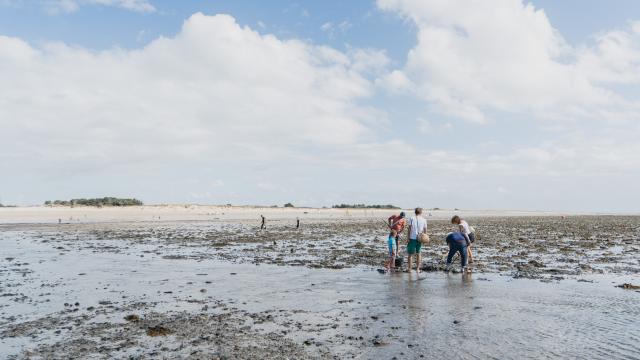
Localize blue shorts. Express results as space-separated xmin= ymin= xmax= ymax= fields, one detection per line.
xmin=387 ymin=236 xmax=395 ymax=257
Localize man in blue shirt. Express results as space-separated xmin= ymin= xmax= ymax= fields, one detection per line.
xmin=445 ymin=232 xmax=469 ymax=272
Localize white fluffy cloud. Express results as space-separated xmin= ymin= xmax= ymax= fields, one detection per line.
xmin=0 ymin=13 xmax=385 ymax=168
xmin=377 ymin=0 xmax=640 ymax=124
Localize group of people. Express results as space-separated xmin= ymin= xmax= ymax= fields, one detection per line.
xmin=385 ymin=208 xmax=476 ymax=274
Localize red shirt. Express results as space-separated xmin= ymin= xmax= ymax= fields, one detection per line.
xmin=388 ymin=215 xmax=406 ymax=232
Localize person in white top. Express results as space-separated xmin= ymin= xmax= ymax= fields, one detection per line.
xmin=451 ymin=215 xmax=475 ymax=264
xmin=406 ymin=207 xmax=428 ymax=274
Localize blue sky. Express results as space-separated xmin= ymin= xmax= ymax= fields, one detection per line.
xmin=5 ymin=1 xmax=640 ymax=59
xmin=1 ymin=0 xmax=640 ymax=212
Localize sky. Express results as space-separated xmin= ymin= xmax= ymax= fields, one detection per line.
xmin=1 ymin=0 xmax=640 ymax=212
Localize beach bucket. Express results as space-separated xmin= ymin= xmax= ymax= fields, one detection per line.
xmin=395 ymin=257 xmax=404 ymax=267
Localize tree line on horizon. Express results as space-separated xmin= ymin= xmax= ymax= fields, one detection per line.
xmin=44 ymin=197 xmax=143 ymax=207
xmin=332 ymin=204 xmax=400 ymax=209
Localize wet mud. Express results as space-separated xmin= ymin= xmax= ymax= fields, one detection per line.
xmin=1 ymin=216 xmax=639 ymax=359
xmin=5 ymin=216 xmax=638 ymax=279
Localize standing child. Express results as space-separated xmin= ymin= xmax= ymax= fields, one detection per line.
xmin=451 ymin=215 xmax=475 ymax=263
xmin=386 ymin=229 xmax=398 ymax=271
xmin=387 ymin=211 xmax=406 ymax=253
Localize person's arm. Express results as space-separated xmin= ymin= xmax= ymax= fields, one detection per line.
xmin=407 ymin=220 xmax=413 ymax=242
xmin=459 ymin=224 xmax=471 ymax=245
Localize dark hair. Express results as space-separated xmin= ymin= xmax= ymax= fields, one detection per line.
xmin=415 ymin=207 xmax=422 ymax=215
xmin=451 ymin=215 xmax=460 ymax=224
xmin=400 ymin=211 xmax=405 ymax=218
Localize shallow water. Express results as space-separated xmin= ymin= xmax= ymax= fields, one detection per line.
xmin=1 ymin=227 xmax=639 ymax=359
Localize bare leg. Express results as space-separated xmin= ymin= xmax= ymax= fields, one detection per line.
xmin=416 ymin=253 xmax=422 ymax=273
xmin=407 ymin=255 xmax=413 ymax=272
xmin=467 ymin=245 xmax=473 ymax=263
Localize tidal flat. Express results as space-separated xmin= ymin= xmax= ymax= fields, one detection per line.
xmin=1 ymin=212 xmax=638 ymax=359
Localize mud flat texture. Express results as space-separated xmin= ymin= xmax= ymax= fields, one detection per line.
xmin=1 ymin=215 xmax=639 ymax=359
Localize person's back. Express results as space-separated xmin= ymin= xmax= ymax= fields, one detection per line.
xmin=446 ymin=232 xmax=466 ymax=244
xmin=409 ymin=215 xmax=427 ymax=240
xmin=406 ymin=208 xmax=428 ymax=274
xmin=459 ymin=219 xmax=471 ymax=235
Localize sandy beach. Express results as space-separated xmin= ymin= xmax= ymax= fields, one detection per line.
xmin=1 ymin=206 xmax=638 ymax=359
xmin=0 ymin=205 xmax=578 ymax=224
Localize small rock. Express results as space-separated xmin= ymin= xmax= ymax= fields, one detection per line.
xmin=147 ymin=325 xmax=171 ymax=336
xmin=124 ymin=314 xmax=140 ymax=322
xmin=528 ymin=260 xmax=545 ymax=268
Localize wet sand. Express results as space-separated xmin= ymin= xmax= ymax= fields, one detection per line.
xmin=1 ymin=209 xmax=639 ymax=359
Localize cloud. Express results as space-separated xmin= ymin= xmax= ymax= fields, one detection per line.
xmin=376 ymin=0 xmax=640 ymax=124
xmin=44 ymin=0 xmax=155 ymax=14
xmin=416 ymin=118 xmax=452 ymax=135
xmin=0 ymin=13 xmax=388 ymax=201
xmin=1 ymin=6 xmax=639 ymax=211
xmin=320 ymin=20 xmax=353 ymax=38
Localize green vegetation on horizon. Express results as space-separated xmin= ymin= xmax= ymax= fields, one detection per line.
xmin=44 ymin=197 xmax=143 ymax=207
xmin=332 ymin=204 xmax=400 ymax=209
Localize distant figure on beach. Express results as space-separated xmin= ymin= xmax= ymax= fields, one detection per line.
xmin=387 ymin=211 xmax=406 ymax=256
xmin=296 ymin=217 xmax=300 ymax=229
xmin=260 ymin=215 xmax=266 ymax=230
xmin=445 ymin=232 xmax=469 ymax=272
xmin=406 ymin=208 xmax=428 ymax=274
xmin=451 ymin=215 xmax=475 ymax=263
xmin=58 ymin=218 xmax=61 ymax=224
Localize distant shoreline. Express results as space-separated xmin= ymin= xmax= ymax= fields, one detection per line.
xmin=0 ymin=205 xmax=634 ymax=225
